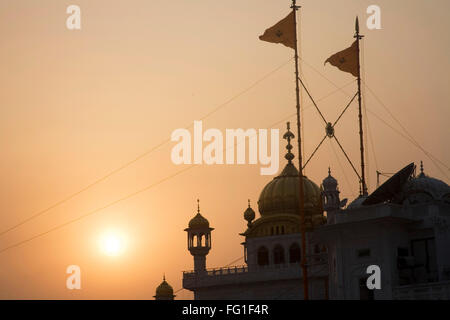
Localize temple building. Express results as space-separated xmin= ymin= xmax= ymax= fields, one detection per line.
xmin=317 ymin=161 xmax=450 ymax=299
xmin=182 ymin=123 xmax=329 ymax=300
xmin=154 ymin=123 xmax=450 ymax=300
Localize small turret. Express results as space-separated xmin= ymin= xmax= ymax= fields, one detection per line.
xmin=185 ymin=200 xmax=214 ymax=273
xmin=154 ymin=275 xmax=175 ymax=300
xmin=321 ymin=168 xmax=340 ymax=224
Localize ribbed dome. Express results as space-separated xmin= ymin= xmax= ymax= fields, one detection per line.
xmin=257 ymin=162 xmax=323 ymax=221
xmin=403 ymin=171 xmax=450 ymax=204
xmin=254 ymin=122 xmax=325 ymax=228
xmin=188 ymin=213 xmax=210 ymax=229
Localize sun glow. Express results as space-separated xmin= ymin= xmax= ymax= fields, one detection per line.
xmin=99 ymin=231 xmax=125 ymax=256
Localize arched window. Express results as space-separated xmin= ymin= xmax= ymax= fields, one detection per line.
xmin=257 ymin=246 xmax=269 ymax=266
xmin=273 ymin=245 xmax=285 ymax=264
xmin=289 ymin=243 xmax=301 ymax=263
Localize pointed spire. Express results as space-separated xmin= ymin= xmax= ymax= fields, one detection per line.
xmin=291 ymin=0 xmax=300 ymax=10
xmin=355 ymin=16 xmax=360 ymax=34
xmin=283 ymin=122 xmax=295 ymax=163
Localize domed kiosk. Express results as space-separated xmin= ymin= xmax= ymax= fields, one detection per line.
xmin=154 ymin=275 xmax=175 ymax=300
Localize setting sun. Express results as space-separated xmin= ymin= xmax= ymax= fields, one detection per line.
xmin=100 ymin=231 xmax=125 ymax=256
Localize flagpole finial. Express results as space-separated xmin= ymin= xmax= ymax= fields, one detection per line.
xmin=354 ymin=16 xmax=364 ymax=39
xmin=291 ymin=0 xmax=301 ymax=10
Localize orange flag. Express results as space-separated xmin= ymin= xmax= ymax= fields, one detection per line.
xmin=325 ymin=41 xmax=359 ymax=77
xmin=259 ymin=12 xmax=296 ymax=50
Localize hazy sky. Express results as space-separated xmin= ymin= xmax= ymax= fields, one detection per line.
xmin=0 ymin=0 xmax=449 ymax=299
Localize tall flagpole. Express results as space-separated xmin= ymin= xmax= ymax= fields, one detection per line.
xmin=355 ymin=17 xmax=368 ymax=196
xmin=292 ymin=0 xmax=309 ymax=300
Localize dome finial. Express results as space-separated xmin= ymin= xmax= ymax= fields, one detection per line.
xmin=420 ymin=161 xmax=424 ymax=175
xmin=163 ymin=273 xmax=166 ymax=281
xmin=328 ymin=167 xmax=331 ymax=176
xmin=244 ymin=199 xmax=255 ymax=227
xmin=283 ymin=122 xmax=295 ymax=163
xmin=197 ymin=199 xmax=200 ymax=214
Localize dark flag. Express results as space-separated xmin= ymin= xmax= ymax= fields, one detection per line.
xmin=259 ymin=12 xmax=296 ymax=50
xmin=325 ymin=41 xmax=358 ymax=77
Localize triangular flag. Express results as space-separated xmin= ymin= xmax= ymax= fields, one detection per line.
xmin=325 ymin=41 xmax=359 ymax=77
xmin=259 ymin=12 xmax=296 ymax=50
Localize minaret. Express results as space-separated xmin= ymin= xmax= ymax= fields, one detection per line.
xmin=321 ymin=168 xmax=340 ymax=224
xmin=185 ymin=200 xmax=213 ymax=273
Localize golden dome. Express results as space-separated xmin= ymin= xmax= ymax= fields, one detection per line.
xmin=257 ymin=162 xmax=324 ymax=225
xmin=255 ymin=122 xmax=325 ymax=229
xmin=154 ymin=276 xmax=175 ymax=300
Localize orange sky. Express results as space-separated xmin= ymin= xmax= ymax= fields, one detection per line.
xmin=0 ymin=0 xmax=449 ymax=299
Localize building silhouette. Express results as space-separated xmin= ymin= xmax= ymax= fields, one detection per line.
xmin=155 ymin=124 xmax=450 ymax=300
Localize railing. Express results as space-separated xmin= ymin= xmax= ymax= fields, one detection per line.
xmin=183 ymin=265 xmax=248 ymax=278
xmin=393 ymin=281 xmax=450 ymax=300
xmin=183 ymin=255 xmax=327 ymax=279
